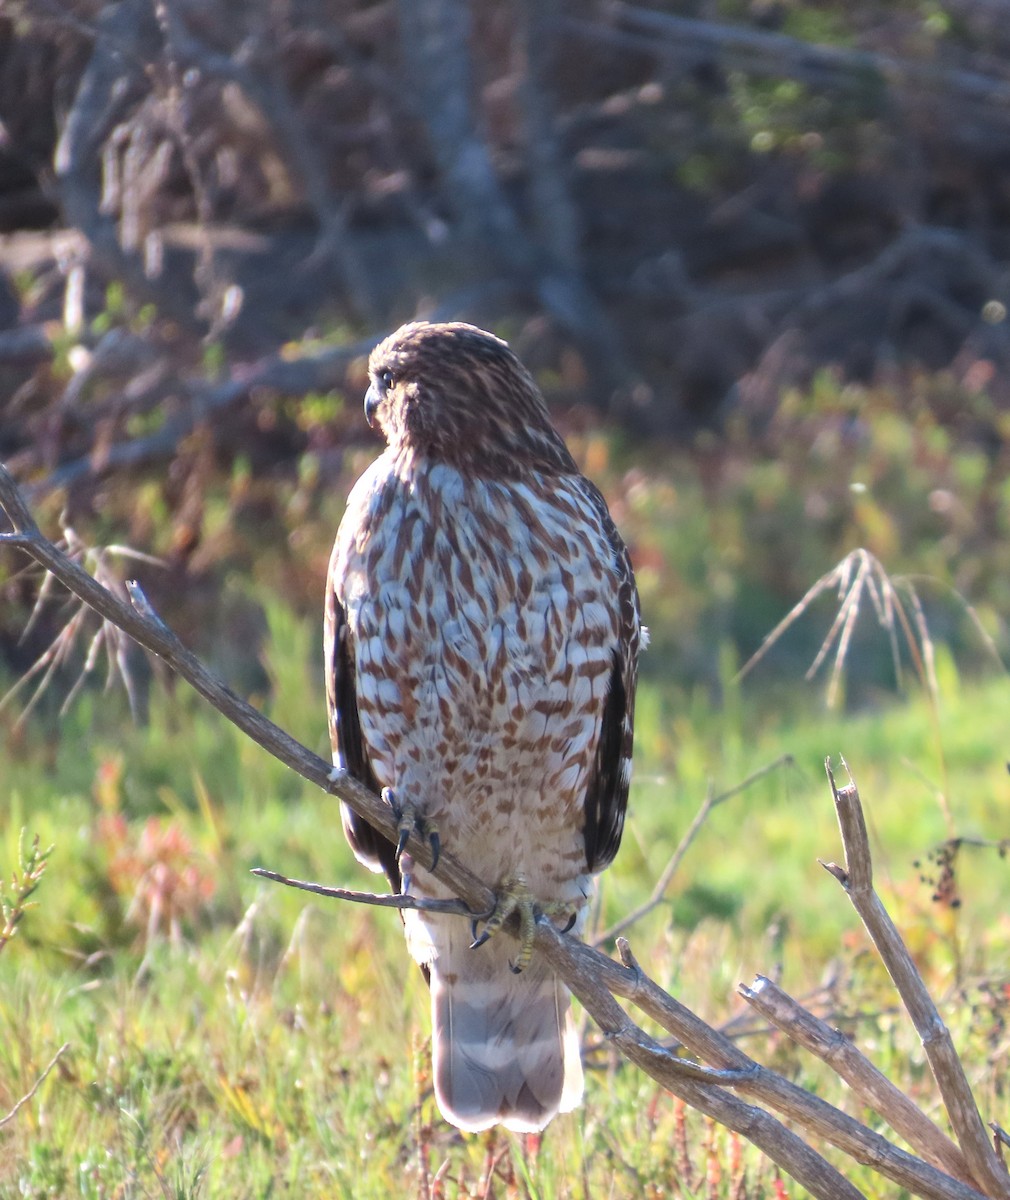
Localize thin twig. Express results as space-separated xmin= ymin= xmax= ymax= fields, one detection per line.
xmin=249 ymin=868 xmax=484 ymax=917
xmin=0 ymin=1043 xmax=71 ymax=1131
xmin=594 ymin=754 xmax=795 ymax=945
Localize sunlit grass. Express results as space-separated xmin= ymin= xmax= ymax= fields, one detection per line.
xmin=2 ymin=584 xmax=1010 ymax=1198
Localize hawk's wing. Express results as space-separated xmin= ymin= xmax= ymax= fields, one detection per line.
xmin=324 ymin=578 xmax=401 ymax=893
xmin=580 ymin=484 xmax=640 ymax=874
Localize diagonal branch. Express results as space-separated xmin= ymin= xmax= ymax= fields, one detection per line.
xmin=594 ymin=754 xmax=795 ymax=945
xmin=0 ymin=460 xmax=866 ymax=1198
xmin=534 ymin=924 xmax=870 ymax=1200
xmin=0 ymin=1043 xmax=71 ymax=1131
xmin=824 ymin=760 xmax=1010 ymax=1199
xmin=248 ymin=868 xmax=480 ymax=917
xmin=739 ymin=973 xmax=975 ymax=1186
xmin=0 ymin=462 xmax=476 ymax=904
xmin=591 ymin=938 xmax=988 ymax=1200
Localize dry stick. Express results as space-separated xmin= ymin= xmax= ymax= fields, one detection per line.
xmin=25 ymin=338 xmax=373 ymax=499
xmin=0 ymin=463 xmax=865 ymax=1200
xmin=574 ymin=3 xmax=1010 ymax=114
xmin=243 ymin=863 xmax=982 ymax=1199
xmin=597 ymin=938 xmax=987 ymax=1200
xmin=823 ymin=759 xmax=1010 ymax=1200
xmin=0 ymin=1043 xmax=71 ymax=1131
xmin=533 ymin=926 xmax=869 ymax=1200
xmin=739 ymin=974 xmax=975 ymax=1188
xmin=249 ymin=868 xmax=476 ymax=916
xmin=0 ymin=460 xmax=858 ymax=1190
xmin=595 ymin=754 xmax=795 ymax=945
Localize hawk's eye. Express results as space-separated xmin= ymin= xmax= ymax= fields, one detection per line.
xmin=378 ymin=369 xmax=395 ymax=393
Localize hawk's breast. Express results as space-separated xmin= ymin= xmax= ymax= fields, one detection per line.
xmin=333 ymin=454 xmax=622 ymax=893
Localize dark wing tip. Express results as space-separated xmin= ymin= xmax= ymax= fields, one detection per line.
xmin=326 ymin=590 xmax=401 ymax=893
xmin=583 ymin=653 xmax=631 ymax=873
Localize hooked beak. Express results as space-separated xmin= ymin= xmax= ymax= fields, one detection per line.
xmin=363 ymin=384 xmax=380 ymax=429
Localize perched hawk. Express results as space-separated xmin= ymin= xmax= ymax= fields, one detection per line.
xmin=325 ymin=321 xmax=641 ymax=1132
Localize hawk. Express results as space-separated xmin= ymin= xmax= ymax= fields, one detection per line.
xmin=325 ymin=321 xmax=641 ymax=1132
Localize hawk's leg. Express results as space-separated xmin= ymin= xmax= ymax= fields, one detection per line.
xmin=470 ymin=875 xmax=578 ymax=974
xmin=382 ymin=787 xmax=441 ymax=871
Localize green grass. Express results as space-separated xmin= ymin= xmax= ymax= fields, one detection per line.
xmin=2 ymin=591 xmax=1010 ymax=1199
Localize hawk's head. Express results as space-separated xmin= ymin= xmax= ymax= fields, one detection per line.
xmin=363 ymin=322 xmax=574 ymax=475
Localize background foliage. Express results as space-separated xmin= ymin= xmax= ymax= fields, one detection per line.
xmin=2 ymin=1 xmax=1010 ymax=1196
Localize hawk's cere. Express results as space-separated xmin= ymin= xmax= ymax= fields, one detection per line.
xmin=325 ymin=321 xmax=642 ymax=1132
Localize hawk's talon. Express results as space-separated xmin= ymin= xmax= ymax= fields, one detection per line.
xmin=561 ymin=911 xmax=578 ymax=934
xmin=383 ymin=787 xmax=440 ymax=870
xmin=469 ymin=876 xmax=576 ymax=974
xmin=395 ymin=823 xmax=411 ymax=861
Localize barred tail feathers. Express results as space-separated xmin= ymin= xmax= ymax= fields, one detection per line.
xmin=418 ymin=915 xmax=583 ymax=1132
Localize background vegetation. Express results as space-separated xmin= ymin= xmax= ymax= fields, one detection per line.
xmin=2 ymin=0 xmax=1010 ymax=1196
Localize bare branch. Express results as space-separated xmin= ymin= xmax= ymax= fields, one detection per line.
xmin=825 ymin=759 xmax=1010 ymax=1199
xmin=1 ymin=460 xmax=494 ymax=915
xmin=249 ymin=868 xmax=482 ymax=917
xmin=23 ymin=336 xmax=374 ymax=499
xmin=739 ymin=974 xmax=975 ymax=1187
xmin=535 ymin=924 xmax=870 ymax=1200
xmin=600 ymin=939 xmax=988 ymax=1200
xmin=594 ymin=754 xmax=795 ymax=945
xmin=0 ymin=1043 xmax=71 ymax=1131
xmin=564 ymin=5 xmax=1010 ymax=120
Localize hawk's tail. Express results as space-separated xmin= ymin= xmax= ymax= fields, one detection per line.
xmin=425 ymin=917 xmax=584 ymax=1132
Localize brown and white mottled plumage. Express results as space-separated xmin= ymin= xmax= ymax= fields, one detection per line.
xmin=325 ymin=321 xmax=641 ymax=1132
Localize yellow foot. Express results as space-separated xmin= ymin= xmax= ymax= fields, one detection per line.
xmin=470 ymin=875 xmax=577 ymax=974
xmin=382 ymin=787 xmax=440 ymax=871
